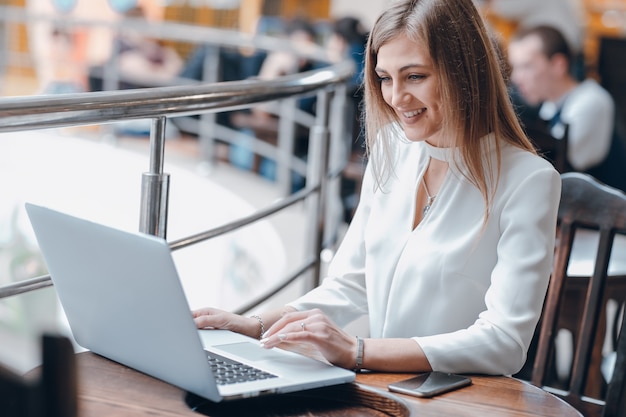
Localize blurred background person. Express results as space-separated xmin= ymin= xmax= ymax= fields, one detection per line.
xmin=326 ymin=16 xmax=367 ymax=95
xmin=230 ymin=17 xmax=320 ymax=186
xmin=255 ymin=17 xmax=319 ymax=81
xmin=86 ymin=5 xmax=183 ymax=137
xmin=88 ymin=5 xmax=183 ymax=92
xmin=508 ymin=25 xmax=626 ymax=191
xmin=481 ymin=0 xmax=586 ymax=79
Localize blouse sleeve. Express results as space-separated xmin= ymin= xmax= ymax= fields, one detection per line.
xmin=415 ymin=165 xmax=561 ymax=375
xmin=286 ymin=161 xmax=375 ymax=327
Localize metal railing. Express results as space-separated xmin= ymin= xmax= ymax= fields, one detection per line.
xmin=0 ymin=6 xmax=355 ymax=315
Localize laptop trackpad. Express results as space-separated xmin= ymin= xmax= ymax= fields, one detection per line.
xmin=214 ymin=342 xmax=286 ymax=361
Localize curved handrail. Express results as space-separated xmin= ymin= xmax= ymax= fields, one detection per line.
xmin=0 ymin=64 xmax=353 ymax=133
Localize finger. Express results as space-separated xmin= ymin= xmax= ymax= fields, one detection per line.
xmin=193 ymin=309 xmax=233 ymax=330
xmin=191 ymin=306 xmax=220 ymax=318
xmin=194 ymin=315 xmax=218 ymax=329
xmin=260 ymin=330 xmax=308 ymax=349
xmin=263 ymin=309 xmax=314 ymax=337
xmin=260 ymin=320 xmax=317 ymax=348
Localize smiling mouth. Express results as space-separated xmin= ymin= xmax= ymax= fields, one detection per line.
xmin=402 ymin=108 xmax=426 ymax=118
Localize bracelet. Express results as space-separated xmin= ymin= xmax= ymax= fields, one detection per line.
xmin=354 ymin=336 xmax=364 ymax=372
xmin=250 ymin=314 xmax=265 ymax=339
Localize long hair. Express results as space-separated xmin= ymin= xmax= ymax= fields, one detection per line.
xmin=363 ymin=0 xmax=535 ymax=214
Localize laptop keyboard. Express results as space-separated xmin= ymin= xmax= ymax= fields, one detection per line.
xmin=206 ymin=351 xmax=278 ymax=386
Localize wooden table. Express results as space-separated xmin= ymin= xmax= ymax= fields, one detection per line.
xmin=61 ymin=351 xmax=582 ymax=417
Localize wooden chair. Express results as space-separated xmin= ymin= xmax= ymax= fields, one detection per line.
xmin=531 ymin=172 xmax=626 ymax=417
xmin=0 ymin=334 xmax=78 ymax=417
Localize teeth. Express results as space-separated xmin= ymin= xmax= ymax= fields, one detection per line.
xmin=403 ymin=109 xmax=425 ymax=118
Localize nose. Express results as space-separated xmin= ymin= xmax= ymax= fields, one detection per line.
xmin=390 ymin=82 xmax=410 ymax=109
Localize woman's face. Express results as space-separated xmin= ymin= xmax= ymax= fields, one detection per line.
xmin=375 ymin=34 xmax=445 ymax=146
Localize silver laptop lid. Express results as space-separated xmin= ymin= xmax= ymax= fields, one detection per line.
xmin=25 ymin=203 xmax=221 ymax=401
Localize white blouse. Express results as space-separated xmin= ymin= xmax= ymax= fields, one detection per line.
xmin=289 ymin=135 xmax=561 ymax=375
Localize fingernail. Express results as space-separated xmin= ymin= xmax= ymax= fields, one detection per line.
xmin=278 ymin=333 xmax=286 ymax=341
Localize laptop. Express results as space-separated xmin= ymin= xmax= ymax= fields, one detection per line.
xmin=25 ymin=203 xmax=355 ymax=402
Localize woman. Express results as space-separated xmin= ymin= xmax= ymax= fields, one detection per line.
xmin=193 ymin=0 xmax=561 ymax=375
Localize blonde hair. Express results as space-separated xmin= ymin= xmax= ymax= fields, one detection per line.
xmin=363 ymin=0 xmax=535 ymax=213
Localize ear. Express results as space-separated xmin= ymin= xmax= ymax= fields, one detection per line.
xmin=549 ymin=53 xmax=570 ymax=76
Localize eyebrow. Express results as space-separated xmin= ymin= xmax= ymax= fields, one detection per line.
xmin=375 ymin=63 xmax=429 ymax=73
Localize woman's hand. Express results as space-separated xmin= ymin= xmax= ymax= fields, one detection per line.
xmin=192 ymin=307 xmax=260 ymax=339
xmin=260 ymin=308 xmax=358 ymax=369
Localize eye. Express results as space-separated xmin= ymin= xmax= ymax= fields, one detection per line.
xmin=376 ymin=74 xmax=391 ymax=84
xmin=408 ymin=74 xmax=426 ymax=81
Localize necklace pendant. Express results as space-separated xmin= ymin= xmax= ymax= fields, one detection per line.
xmin=420 ymin=178 xmax=436 ymax=217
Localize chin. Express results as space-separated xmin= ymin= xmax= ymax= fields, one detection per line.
xmin=403 ymin=129 xmax=434 ymax=143
xmin=405 ymin=136 xmax=428 ymax=143
xmin=520 ymin=94 xmax=541 ymax=107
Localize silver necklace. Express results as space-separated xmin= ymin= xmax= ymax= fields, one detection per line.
xmin=421 ymin=177 xmax=436 ymax=215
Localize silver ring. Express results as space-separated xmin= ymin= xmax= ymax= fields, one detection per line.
xmin=301 ymin=322 xmax=306 ymax=331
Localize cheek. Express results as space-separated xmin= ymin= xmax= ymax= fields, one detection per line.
xmin=426 ymin=86 xmax=443 ymax=112
xmin=516 ymin=71 xmax=531 ymax=85
xmin=531 ymin=65 xmax=551 ymax=82
xmin=380 ymin=85 xmax=392 ymax=106
xmin=510 ymin=67 xmax=522 ymax=83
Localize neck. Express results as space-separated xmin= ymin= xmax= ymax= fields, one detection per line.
xmin=548 ymin=76 xmax=579 ymax=103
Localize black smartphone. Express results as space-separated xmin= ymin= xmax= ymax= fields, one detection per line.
xmin=387 ymin=371 xmax=472 ymax=398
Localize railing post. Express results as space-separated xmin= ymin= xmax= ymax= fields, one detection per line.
xmin=325 ymin=84 xmax=348 ymax=247
xmin=197 ymin=45 xmax=221 ymax=173
xmin=140 ymin=116 xmax=170 ymax=238
xmin=305 ymin=90 xmax=331 ymax=290
xmin=277 ymin=98 xmax=297 ymax=196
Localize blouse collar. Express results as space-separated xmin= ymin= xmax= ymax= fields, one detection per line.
xmin=422 ymin=133 xmax=497 ymax=163
xmin=419 ymin=133 xmax=499 ymax=181
xmin=423 ymin=140 xmax=458 ymax=163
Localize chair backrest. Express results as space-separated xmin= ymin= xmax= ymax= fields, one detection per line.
xmin=0 ymin=334 xmax=77 ymax=417
xmin=525 ymin=121 xmax=570 ymax=174
xmin=531 ymin=172 xmax=626 ymax=417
